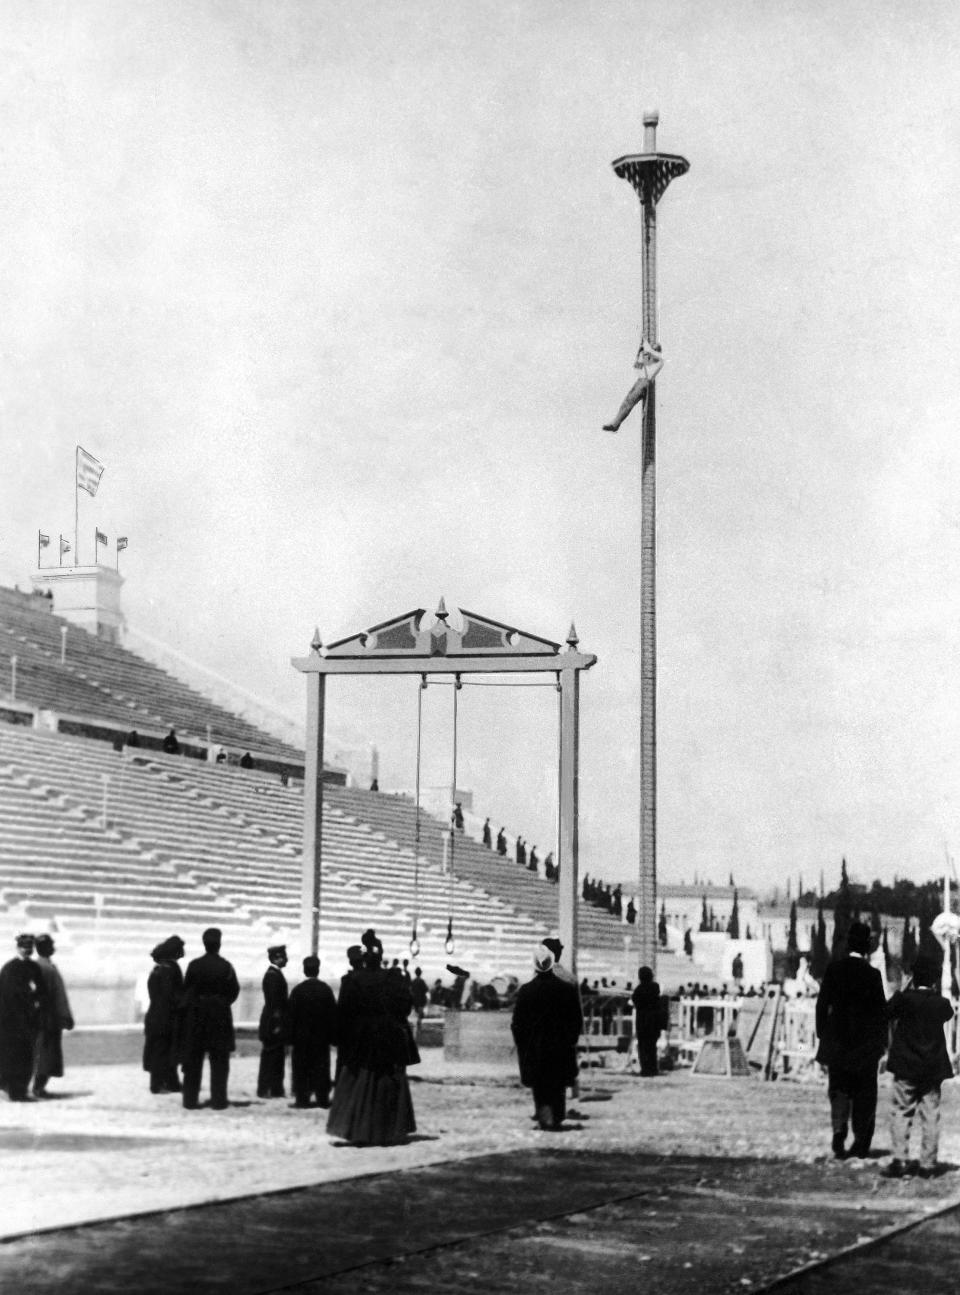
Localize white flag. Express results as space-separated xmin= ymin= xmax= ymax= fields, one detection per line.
xmin=77 ymin=446 xmax=104 ymax=497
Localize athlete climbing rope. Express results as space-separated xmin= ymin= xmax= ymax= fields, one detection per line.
xmin=603 ymin=338 xmax=664 ymax=432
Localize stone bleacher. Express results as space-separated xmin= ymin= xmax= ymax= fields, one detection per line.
xmin=0 ymin=586 xmax=300 ymax=760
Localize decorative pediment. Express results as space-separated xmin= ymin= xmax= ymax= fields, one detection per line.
xmin=321 ymin=599 xmax=564 ymax=660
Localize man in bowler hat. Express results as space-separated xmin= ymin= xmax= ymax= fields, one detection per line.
xmin=180 ymin=928 xmax=240 ymax=1110
xmin=815 ymin=920 xmax=888 ymax=1158
xmin=257 ymin=945 xmax=290 ymax=1099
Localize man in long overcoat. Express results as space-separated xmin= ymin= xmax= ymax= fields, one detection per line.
xmin=511 ymin=947 xmax=582 ymax=1130
xmin=143 ymin=936 xmax=185 ymax=1094
xmin=815 ymin=920 xmax=888 ymax=1158
xmin=180 ymin=928 xmax=240 ymax=1110
xmin=289 ymin=955 xmax=337 ymax=1107
xmin=0 ymin=934 xmax=45 ymax=1101
xmin=32 ymin=935 xmax=74 ymax=1097
xmin=257 ymin=944 xmax=289 ymax=1099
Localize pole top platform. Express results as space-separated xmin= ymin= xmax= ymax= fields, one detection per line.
xmin=613 ymin=110 xmax=688 ymax=204
xmin=611 ymin=151 xmax=689 ymax=205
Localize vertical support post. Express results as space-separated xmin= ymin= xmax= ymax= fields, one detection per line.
xmin=638 ymin=111 xmax=660 ymax=972
xmin=558 ymin=664 xmax=581 ymax=974
xmin=943 ymin=870 xmax=952 ymax=1000
xmin=300 ymin=672 xmax=326 ymax=956
xmin=74 ymin=446 xmax=79 ymax=568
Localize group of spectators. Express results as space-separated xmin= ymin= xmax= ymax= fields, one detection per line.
xmin=481 ymin=818 xmax=559 ymax=881
xmin=140 ymin=926 xmax=425 ymax=1144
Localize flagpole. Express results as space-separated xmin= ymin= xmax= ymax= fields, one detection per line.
xmin=74 ymin=446 xmax=79 ymax=567
xmin=37 ymin=531 xmax=41 ymax=570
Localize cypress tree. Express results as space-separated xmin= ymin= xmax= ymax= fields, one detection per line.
xmin=727 ymin=889 xmax=740 ymax=940
xmin=787 ymin=901 xmax=798 ymax=952
xmin=831 ymin=858 xmax=853 ymax=956
xmin=811 ymin=901 xmax=829 ymax=979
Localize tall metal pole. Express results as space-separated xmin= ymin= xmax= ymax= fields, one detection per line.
xmin=612 ymin=111 xmax=689 ymax=972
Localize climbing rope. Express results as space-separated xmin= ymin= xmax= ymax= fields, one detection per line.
xmin=409 ymin=674 xmax=427 ymax=958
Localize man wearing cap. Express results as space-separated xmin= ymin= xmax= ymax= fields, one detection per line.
xmin=143 ymin=936 xmax=185 ymax=1094
xmin=511 ymin=946 xmax=583 ymax=1131
xmin=289 ymin=955 xmax=338 ymax=1108
xmin=0 ymin=935 xmax=46 ymax=1101
xmin=815 ymin=920 xmax=888 ymax=1159
xmin=180 ymin=928 xmax=240 ymax=1110
xmin=257 ymin=945 xmax=290 ymax=1099
xmin=32 ymin=935 xmax=74 ymax=1098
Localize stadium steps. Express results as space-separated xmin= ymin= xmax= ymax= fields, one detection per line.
xmin=0 ymin=586 xmax=299 ymax=758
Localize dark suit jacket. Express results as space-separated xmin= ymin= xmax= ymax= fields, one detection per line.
xmin=815 ymin=954 xmax=887 ymax=1072
xmin=181 ymin=952 xmax=240 ymax=1056
xmin=258 ymin=964 xmax=289 ymax=1047
xmin=886 ymin=987 xmax=954 ymax=1086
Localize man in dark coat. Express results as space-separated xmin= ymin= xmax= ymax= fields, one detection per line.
xmin=0 ymin=934 xmax=45 ymax=1101
xmin=289 ymin=955 xmax=337 ymax=1108
xmin=143 ymin=935 xmax=185 ymax=1094
xmin=511 ymin=947 xmax=582 ymax=1130
xmin=257 ymin=944 xmax=290 ymax=1099
xmin=631 ymin=965 xmax=667 ymax=1077
xmin=410 ymin=967 xmax=428 ymax=1043
xmin=482 ymin=818 xmax=492 ymax=848
xmin=815 ymin=920 xmax=888 ymax=1158
xmin=32 ymin=935 xmax=74 ymax=1097
xmin=882 ymin=954 xmax=955 ymax=1178
xmin=180 ymin=928 xmax=240 ymax=1110
xmin=496 ymin=827 xmax=507 ymax=857
xmin=162 ymin=728 xmax=180 ymax=754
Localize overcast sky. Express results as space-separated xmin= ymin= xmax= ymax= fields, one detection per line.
xmin=2 ymin=1 xmax=959 ymax=895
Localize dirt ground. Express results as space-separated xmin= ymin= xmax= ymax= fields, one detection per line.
xmin=1 ymin=1054 xmax=959 ymax=1292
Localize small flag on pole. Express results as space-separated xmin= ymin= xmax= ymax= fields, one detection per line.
xmin=59 ymin=536 xmax=71 ymax=559
xmin=95 ymin=529 xmax=108 ymax=546
xmin=39 ymin=533 xmax=50 ymax=548
xmin=117 ymin=536 xmax=128 ymax=553
xmin=77 ymin=447 xmax=104 ymax=497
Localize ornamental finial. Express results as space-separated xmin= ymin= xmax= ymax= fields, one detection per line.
xmin=436 ymin=596 xmax=449 ymax=621
xmin=642 ymin=107 xmax=659 ymax=153
xmin=566 ymin=621 xmax=579 ymax=650
xmin=310 ymin=627 xmax=323 ymax=654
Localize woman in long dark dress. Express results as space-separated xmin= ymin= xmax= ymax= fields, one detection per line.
xmin=327 ymin=938 xmax=415 ymax=1146
xmin=142 ymin=937 xmax=185 ymax=1094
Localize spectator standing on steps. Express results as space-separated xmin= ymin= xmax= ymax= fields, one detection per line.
xmin=815 ymin=921 xmax=887 ymax=1160
xmin=162 ymin=728 xmax=180 ymax=755
xmin=257 ymin=945 xmax=290 ymax=1099
xmin=496 ymin=827 xmax=507 ymax=857
xmin=881 ymin=954 xmax=955 ymax=1178
xmin=180 ymin=928 xmax=240 ymax=1110
xmin=482 ymin=818 xmax=492 ymax=848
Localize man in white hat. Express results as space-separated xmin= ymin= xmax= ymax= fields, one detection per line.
xmin=511 ymin=946 xmax=582 ymax=1130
